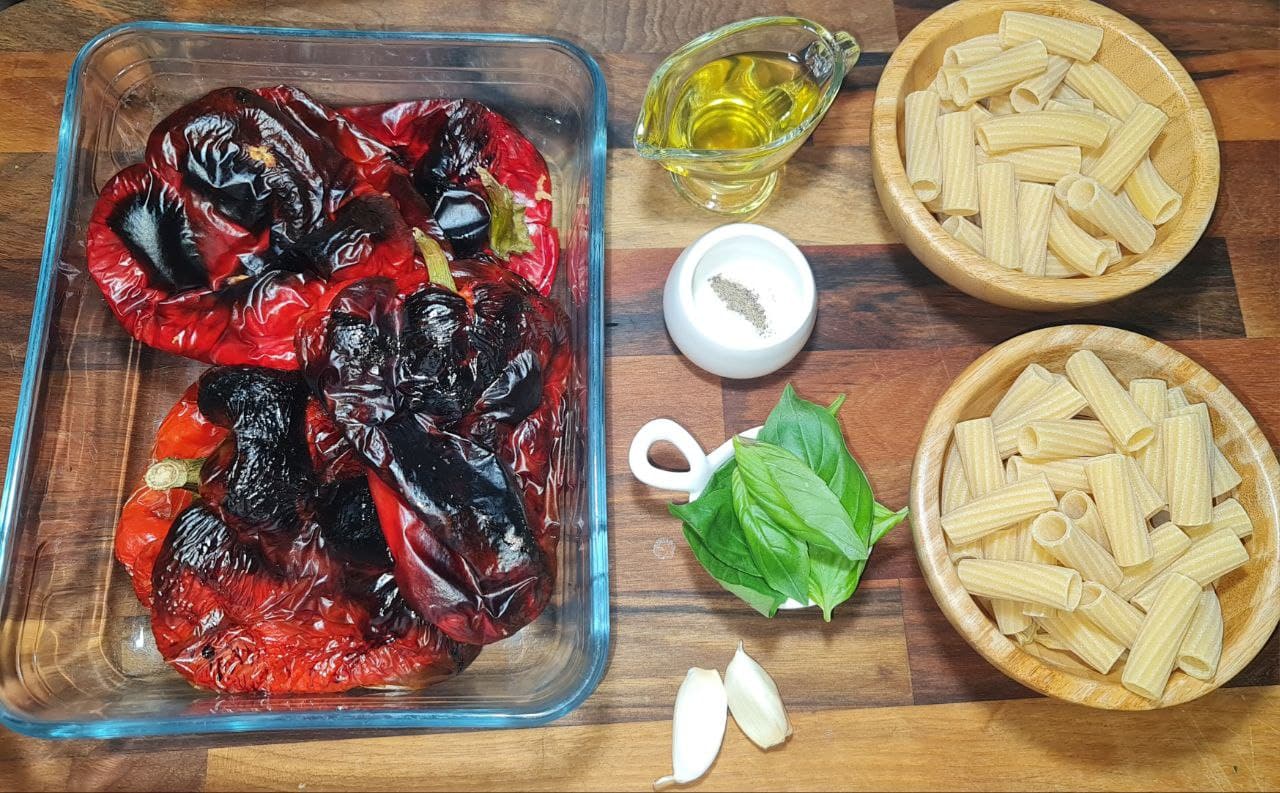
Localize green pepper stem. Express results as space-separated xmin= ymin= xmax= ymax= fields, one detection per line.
xmin=145 ymin=457 xmax=204 ymax=491
xmin=412 ymin=227 xmax=458 ymax=293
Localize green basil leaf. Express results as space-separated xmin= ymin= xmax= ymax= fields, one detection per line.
xmin=721 ymin=580 xmax=786 ymax=618
xmin=871 ymin=502 xmax=909 ymax=546
xmin=669 ymin=462 xmax=758 ymax=576
xmin=733 ymin=437 xmax=868 ymax=561
xmin=682 ymin=524 xmax=784 ymax=617
xmin=732 ymin=468 xmax=811 ymax=603
xmin=807 ymin=548 xmax=866 ymax=622
xmin=758 ymin=384 xmax=874 ymax=544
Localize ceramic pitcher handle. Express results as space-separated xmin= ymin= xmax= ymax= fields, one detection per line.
xmin=628 ymin=419 xmax=712 ymax=495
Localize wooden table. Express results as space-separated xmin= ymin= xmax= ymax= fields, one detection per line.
xmin=0 ymin=0 xmax=1277 ymax=790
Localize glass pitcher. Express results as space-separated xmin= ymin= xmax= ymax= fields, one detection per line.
xmin=633 ymin=16 xmax=860 ymax=217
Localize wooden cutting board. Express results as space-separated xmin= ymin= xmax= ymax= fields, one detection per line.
xmin=0 ymin=0 xmax=1277 ymax=790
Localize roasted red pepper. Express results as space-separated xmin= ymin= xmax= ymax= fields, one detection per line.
xmin=297 ymin=260 xmax=570 ymax=645
xmin=87 ymin=87 xmax=429 ymax=369
xmin=120 ymin=368 xmax=479 ymax=693
xmin=341 ymin=98 xmax=560 ymax=295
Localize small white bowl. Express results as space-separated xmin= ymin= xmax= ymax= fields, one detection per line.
xmin=629 ymin=418 xmax=813 ymax=610
xmin=663 ymin=223 xmax=816 ymax=379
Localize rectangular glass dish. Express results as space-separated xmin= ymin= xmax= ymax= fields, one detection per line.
xmin=0 ymin=22 xmax=608 ymax=739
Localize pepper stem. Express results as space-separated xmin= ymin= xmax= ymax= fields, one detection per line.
xmin=412 ymin=227 xmax=457 ymax=293
xmin=145 ymin=457 xmax=204 ymax=491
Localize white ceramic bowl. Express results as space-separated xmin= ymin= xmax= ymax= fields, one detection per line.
xmin=663 ymin=223 xmax=816 ymax=379
xmin=629 ymin=418 xmax=813 ymax=609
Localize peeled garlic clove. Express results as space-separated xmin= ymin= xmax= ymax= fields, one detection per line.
xmin=654 ymin=667 xmax=727 ymax=790
xmin=725 ymin=641 xmax=792 ymax=750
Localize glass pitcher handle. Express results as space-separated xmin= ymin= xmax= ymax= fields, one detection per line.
xmin=833 ymin=31 xmax=861 ymax=72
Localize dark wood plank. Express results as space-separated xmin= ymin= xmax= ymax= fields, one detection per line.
xmin=607 ymin=237 xmax=1245 ymax=358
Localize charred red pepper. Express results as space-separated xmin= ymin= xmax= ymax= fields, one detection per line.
xmin=297 ymin=259 xmax=570 ymax=645
xmin=341 ymin=98 xmax=560 ymax=295
xmin=121 ymin=368 xmax=479 ymax=693
xmin=87 ymin=87 xmax=430 ymax=369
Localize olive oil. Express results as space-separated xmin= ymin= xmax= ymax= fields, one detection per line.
xmin=663 ymin=51 xmax=822 ymax=151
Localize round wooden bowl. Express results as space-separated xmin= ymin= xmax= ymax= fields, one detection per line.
xmin=870 ymin=0 xmax=1220 ymax=311
xmin=910 ymin=325 xmax=1280 ymax=709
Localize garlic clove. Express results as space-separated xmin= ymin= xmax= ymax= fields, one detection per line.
xmin=654 ymin=667 xmax=727 ymax=790
xmin=725 ymin=641 xmax=792 ymax=750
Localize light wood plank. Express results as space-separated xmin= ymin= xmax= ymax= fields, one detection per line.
xmin=205 ymin=686 xmax=1280 ymax=792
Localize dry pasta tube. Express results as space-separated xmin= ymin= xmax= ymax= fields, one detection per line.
xmin=1207 ymin=498 xmax=1253 ymax=540
xmin=1047 ymin=203 xmax=1109 ymax=276
xmin=1066 ymin=350 xmax=1155 ymax=452
xmin=904 ymin=90 xmax=944 ymax=202
xmin=999 ymin=11 xmax=1104 ymax=61
xmin=1043 ymin=252 xmax=1079 ymax=279
xmin=1059 ymin=490 xmax=1110 ymax=552
xmin=1125 ymin=157 xmax=1182 ymax=225
xmin=941 ymin=474 xmax=1059 ymax=545
xmin=1063 ymin=60 xmax=1141 ymax=120
xmin=1176 ymin=589 xmax=1223 ymax=681
xmin=953 ymin=40 xmax=1049 ymax=106
xmin=1133 ymin=529 xmax=1250 ymax=611
xmin=992 ymin=364 xmax=1057 ymax=425
xmin=938 ymin=111 xmax=979 ymax=216
xmin=1066 ymin=176 xmax=1157 ymax=254
xmin=1162 ymin=412 xmax=1213 ymax=527
xmin=1166 ymin=386 xmax=1190 ymax=411
xmin=1031 ymin=511 xmax=1122 ymax=589
xmin=1045 ymin=97 xmax=1094 ymax=113
xmin=1129 ymin=378 xmax=1167 ymax=502
xmin=1037 ymin=609 xmax=1125 ymax=674
xmin=955 ymin=417 xmax=1004 ymax=497
xmin=1018 ymin=419 xmax=1113 ymax=461
xmin=944 ymin=33 xmax=1003 ymax=67
xmin=1010 ymin=55 xmax=1073 ymax=112
xmin=1017 ymin=182 xmax=1055 ymax=276
xmin=957 ymin=558 xmax=1083 ymax=611
xmin=1011 ymin=456 xmax=1093 ymax=494
xmin=1085 ymin=454 xmax=1152 ymax=567
xmin=1122 ymin=573 xmax=1201 ymax=699
xmin=977 ymin=111 xmax=1111 ymax=153
xmin=941 ymin=444 xmax=971 ymax=514
xmin=1077 ymin=581 xmax=1145 ymax=647
xmin=1085 ymin=102 xmax=1169 ymax=193
xmin=994 ymin=377 xmax=1089 ymax=456
xmin=942 ymin=214 xmax=984 ymax=253
xmin=977 ymin=145 xmax=1082 ymax=185
xmin=1127 ymin=456 xmax=1166 ymax=519
xmin=977 ymin=161 xmax=1020 ymax=269
xmin=1115 ymin=523 xmax=1192 ymax=599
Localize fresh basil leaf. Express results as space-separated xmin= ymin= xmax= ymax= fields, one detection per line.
xmin=721 ymin=580 xmax=786 ymax=618
xmin=669 ymin=462 xmax=758 ymax=576
xmin=807 ymin=548 xmax=866 ymax=622
xmin=682 ymin=524 xmax=784 ymax=617
xmin=732 ymin=468 xmax=811 ymax=603
xmin=758 ymin=384 xmax=874 ymax=544
xmin=871 ymin=502 xmax=909 ymax=546
xmin=733 ymin=437 xmax=868 ymax=561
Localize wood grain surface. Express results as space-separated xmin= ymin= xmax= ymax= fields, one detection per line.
xmin=0 ymin=0 xmax=1277 ymax=790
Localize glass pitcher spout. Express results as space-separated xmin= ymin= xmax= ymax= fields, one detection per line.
xmin=633 ymin=16 xmax=858 ymax=216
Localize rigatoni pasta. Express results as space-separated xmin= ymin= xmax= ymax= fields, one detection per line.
xmin=1122 ymin=573 xmax=1201 ymax=699
xmin=977 ymin=162 xmax=1020 ymax=268
xmin=941 ymin=346 xmax=1257 ymax=700
xmin=904 ymin=90 xmax=944 ymax=202
xmin=941 ymin=214 xmax=984 ymax=253
xmin=1162 ymin=411 xmax=1213 ymax=527
xmin=919 ymin=14 xmax=1182 ymax=278
xmin=956 ymin=558 xmax=1083 ymax=611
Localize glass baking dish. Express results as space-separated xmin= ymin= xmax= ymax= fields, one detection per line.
xmin=0 ymin=21 xmax=608 ymax=739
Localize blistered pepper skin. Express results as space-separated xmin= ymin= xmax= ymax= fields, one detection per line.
xmin=297 ymin=262 xmax=570 ymax=645
xmin=119 ymin=369 xmax=479 ymax=693
xmin=340 ymin=98 xmax=560 ymax=295
xmin=87 ymin=87 xmax=429 ymax=370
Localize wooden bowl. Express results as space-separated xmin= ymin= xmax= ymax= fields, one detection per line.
xmin=870 ymin=0 xmax=1220 ymax=311
xmin=910 ymin=325 xmax=1280 ymax=709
